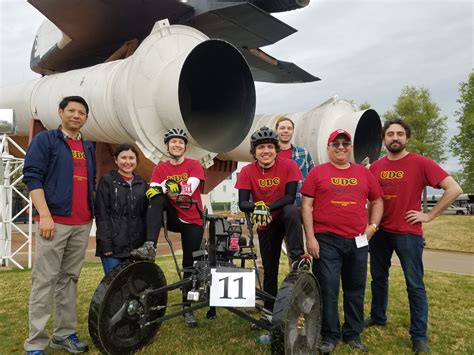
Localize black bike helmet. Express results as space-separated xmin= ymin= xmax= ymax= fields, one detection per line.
xmin=250 ymin=126 xmax=279 ymax=149
xmin=164 ymin=128 xmax=188 ymax=144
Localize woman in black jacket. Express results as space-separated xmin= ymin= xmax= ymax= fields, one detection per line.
xmin=95 ymin=144 xmax=148 ymax=274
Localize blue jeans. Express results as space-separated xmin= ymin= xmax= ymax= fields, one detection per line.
xmin=313 ymin=233 xmax=368 ymax=343
xmin=101 ymin=256 xmax=127 ymax=275
xmin=368 ymin=229 xmax=428 ymax=341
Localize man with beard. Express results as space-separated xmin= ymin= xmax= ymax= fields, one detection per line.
xmin=134 ymin=128 xmax=205 ymax=328
xmin=274 ymin=116 xmax=314 ymax=207
xmin=365 ymin=119 xmax=462 ymax=353
xmin=235 ymin=126 xmax=307 ymax=311
xmin=301 ymin=129 xmax=383 ymax=354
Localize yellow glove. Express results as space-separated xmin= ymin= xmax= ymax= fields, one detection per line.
xmin=165 ymin=179 xmax=181 ymax=194
xmin=145 ymin=186 xmax=163 ymax=200
xmin=252 ymin=201 xmax=272 ymax=227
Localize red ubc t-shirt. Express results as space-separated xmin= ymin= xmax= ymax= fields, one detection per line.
xmin=150 ymin=158 xmax=205 ymax=226
xmin=53 ymin=139 xmax=91 ymax=224
xmin=300 ymin=162 xmax=382 ymax=238
xmin=369 ymin=153 xmax=448 ymax=236
xmin=278 ymin=148 xmax=292 ymax=160
xmin=235 ymin=158 xmax=302 ymax=219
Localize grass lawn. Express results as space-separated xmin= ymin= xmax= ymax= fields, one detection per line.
xmin=1 ymin=256 xmax=473 ymax=354
xmin=423 ymin=215 xmax=474 ymax=253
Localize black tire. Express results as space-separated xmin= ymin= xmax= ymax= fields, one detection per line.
xmin=88 ymin=260 xmax=167 ymax=354
xmin=456 ymin=210 xmax=463 ymax=215
xmin=271 ymin=272 xmax=322 ymax=355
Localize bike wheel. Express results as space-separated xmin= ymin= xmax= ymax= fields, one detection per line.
xmin=88 ymin=260 xmax=167 ymax=354
xmin=271 ymin=272 xmax=322 ymax=355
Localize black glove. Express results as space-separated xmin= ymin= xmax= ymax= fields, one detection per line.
xmin=252 ymin=201 xmax=272 ymax=227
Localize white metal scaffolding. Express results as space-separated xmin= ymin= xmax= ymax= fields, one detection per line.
xmin=0 ymin=134 xmax=33 ymax=269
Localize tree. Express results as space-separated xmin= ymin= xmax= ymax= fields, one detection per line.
xmin=384 ymin=86 xmax=447 ymax=163
xmin=359 ymin=102 xmax=371 ymax=110
xmin=450 ymin=72 xmax=474 ymax=192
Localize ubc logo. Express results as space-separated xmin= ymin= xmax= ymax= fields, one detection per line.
xmin=258 ymin=177 xmax=280 ymax=187
xmin=331 ymin=177 xmax=358 ymax=186
xmin=71 ymin=150 xmax=86 ymax=160
xmin=167 ymin=173 xmax=189 ymax=183
xmin=380 ymin=171 xmax=404 ymax=179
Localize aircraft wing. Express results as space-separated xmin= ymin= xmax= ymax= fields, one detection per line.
xmin=28 ymin=0 xmax=318 ymax=83
xmin=189 ymin=3 xmax=319 ymax=83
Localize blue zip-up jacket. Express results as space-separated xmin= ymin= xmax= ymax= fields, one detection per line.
xmin=23 ymin=128 xmax=96 ymax=217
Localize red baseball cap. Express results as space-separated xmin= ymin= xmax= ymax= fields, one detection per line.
xmin=327 ymin=129 xmax=352 ymax=145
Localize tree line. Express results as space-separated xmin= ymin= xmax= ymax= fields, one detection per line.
xmin=362 ymin=71 xmax=473 ymax=193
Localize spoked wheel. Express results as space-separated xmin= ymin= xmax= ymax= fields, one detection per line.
xmin=271 ymin=272 xmax=322 ymax=355
xmin=88 ymin=260 xmax=167 ymax=354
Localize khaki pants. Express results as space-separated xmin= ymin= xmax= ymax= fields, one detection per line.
xmin=24 ymin=222 xmax=92 ymax=351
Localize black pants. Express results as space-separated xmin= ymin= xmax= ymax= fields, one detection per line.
xmin=313 ymin=233 xmax=368 ymax=343
xmin=147 ymin=195 xmax=203 ymax=304
xmin=258 ymin=204 xmax=304 ymax=310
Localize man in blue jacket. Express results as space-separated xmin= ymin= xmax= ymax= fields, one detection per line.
xmin=23 ymin=96 xmax=96 ymax=355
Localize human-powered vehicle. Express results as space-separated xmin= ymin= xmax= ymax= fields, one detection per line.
xmin=88 ymin=197 xmax=322 ymax=354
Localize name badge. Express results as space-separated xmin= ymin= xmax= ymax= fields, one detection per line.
xmin=209 ymin=269 xmax=255 ymax=307
xmin=355 ymin=234 xmax=368 ymax=248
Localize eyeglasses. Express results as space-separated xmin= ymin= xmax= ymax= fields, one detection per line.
xmin=328 ymin=141 xmax=352 ymax=148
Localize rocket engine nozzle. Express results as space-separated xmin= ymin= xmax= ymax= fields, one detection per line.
xmin=179 ymin=40 xmax=255 ymax=153
xmin=0 ymin=23 xmax=256 ymax=164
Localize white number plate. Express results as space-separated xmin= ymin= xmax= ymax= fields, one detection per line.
xmin=209 ymin=269 xmax=255 ymax=307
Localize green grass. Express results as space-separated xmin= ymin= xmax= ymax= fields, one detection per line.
xmin=1 ymin=256 xmax=473 ymax=354
xmin=423 ymin=215 xmax=474 ymax=253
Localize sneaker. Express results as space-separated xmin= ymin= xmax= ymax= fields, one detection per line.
xmin=130 ymin=241 xmax=156 ymax=261
xmin=26 ymin=351 xmax=45 ymax=355
xmin=364 ymin=317 xmax=386 ymax=328
xmin=250 ymin=315 xmax=272 ymax=330
xmin=318 ymin=341 xmax=337 ymax=354
xmin=183 ymin=310 xmax=198 ymax=328
xmin=412 ymin=340 xmax=429 ymax=353
xmin=50 ymin=334 xmax=89 ymax=353
xmin=292 ymin=255 xmax=312 ymax=272
xmin=344 ymin=339 xmax=368 ymax=352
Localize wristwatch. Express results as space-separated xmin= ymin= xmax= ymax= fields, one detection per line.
xmin=368 ymin=223 xmax=379 ymax=233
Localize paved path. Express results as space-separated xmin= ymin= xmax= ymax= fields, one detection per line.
xmin=2 ymin=232 xmax=474 ymax=275
xmin=391 ymin=249 xmax=473 ymax=275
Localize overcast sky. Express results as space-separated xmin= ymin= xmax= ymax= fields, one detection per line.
xmin=0 ymin=0 xmax=472 ymax=172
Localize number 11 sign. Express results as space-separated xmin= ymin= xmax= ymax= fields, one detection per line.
xmin=209 ymin=269 xmax=255 ymax=307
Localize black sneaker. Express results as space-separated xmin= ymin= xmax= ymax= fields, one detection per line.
xmin=183 ymin=310 xmax=198 ymax=328
xmin=364 ymin=317 xmax=386 ymax=328
xmin=412 ymin=340 xmax=429 ymax=353
xmin=318 ymin=341 xmax=337 ymax=354
xmin=250 ymin=315 xmax=272 ymax=330
xmin=50 ymin=334 xmax=89 ymax=353
xmin=344 ymin=339 xmax=368 ymax=352
xmin=130 ymin=241 xmax=156 ymax=261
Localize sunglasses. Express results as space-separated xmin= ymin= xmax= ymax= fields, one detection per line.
xmin=328 ymin=141 xmax=352 ymax=148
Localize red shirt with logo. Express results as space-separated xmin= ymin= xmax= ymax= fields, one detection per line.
xmin=369 ymin=153 xmax=448 ymax=236
xmin=53 ymin=139 xmax=91 ymax=224
xmin=150 ymin=158 xmax=205 ymax=225
xmin=301 ymin=162 xmax=382 ymax=238
xmin=278 ymin=148 xmax=292 ymax=160
xmin=235 ymin=158 xmax=302 ymax=219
